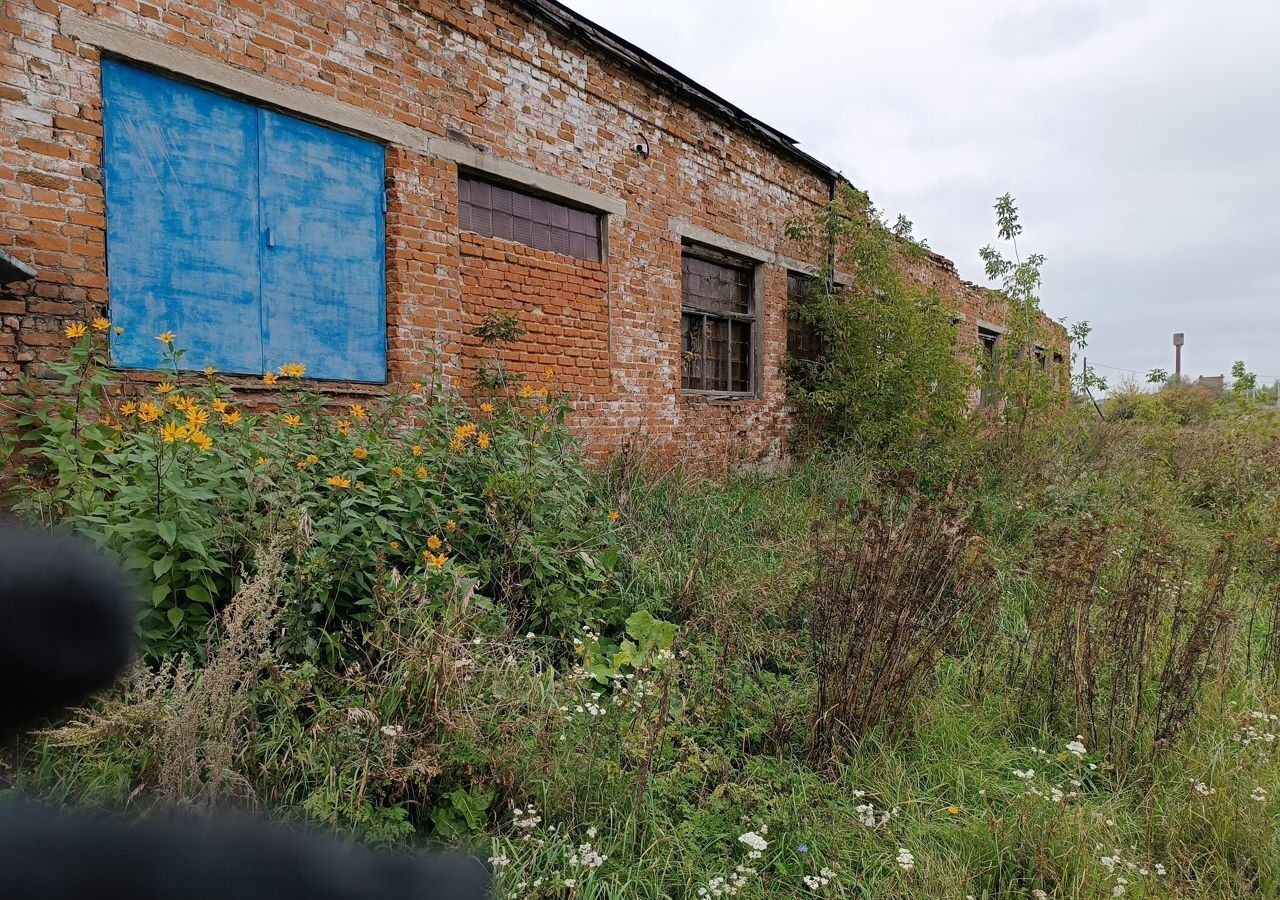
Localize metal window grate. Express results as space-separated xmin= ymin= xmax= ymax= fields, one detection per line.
xmin=458 ymin=175 xmax=602 ymax=263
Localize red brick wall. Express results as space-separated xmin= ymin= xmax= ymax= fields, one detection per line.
xmin=0 ymin=0 xmax=1066 ymax=467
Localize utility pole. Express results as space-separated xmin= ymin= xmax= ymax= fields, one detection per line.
xmin=1173 ymin=332 xmax=1184 ymax=382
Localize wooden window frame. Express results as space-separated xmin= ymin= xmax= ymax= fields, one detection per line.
xmin=457 ymin=174 xmax=603 ymax=264
xmin=978 ymin=326 xmax=1001 ymax=408
xmin=680 ymin=243 xmax=759 ymax=398
xmin=786 ymin=271 xmax=824 ymax=364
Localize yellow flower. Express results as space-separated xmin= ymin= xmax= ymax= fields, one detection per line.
xmin=411 ymin=381 xmax=424 ymax=391
xmin=608 ymin=511 xmax=620 ymax=522
xmin=155 ymin=382 xmax=175 ymax=395
xmin=326 ymin=475 xmax=351 ymax=489
xmin=113 ymin=326 xmax=124 ymax=335
xmin=519 ymin=385 xmax=533 ymax=399
xmin=427 ymin=535 xmax=443 ymax=551
xmin=353 ymin=447 xmax=368 ymax=460
xmin=445 ymin=519 xmax=457 ymax=533
xmin=411 ymin=444 xmax=423 ymax=456
xmin=137 ymin=402 xmax=161 ymax=423
xmin=170 ymin=394 xmax=194 ymax=412
xmin=480 ymin=402 xmax=494 ymax=414
xmin=277 ymin=362 xmax=306 ymax=378
xmin=203 ymin=366 xmax=217 ymax=376
xmin=539 ymin=403 xmax=550 ymax=415
xmin=449 ymin=437 xmax=465 ymax=452
xmin=91 ymin=317 xmax=111 ymax=332
xmin=119 ymin=401 xmax=137 ymax=417
xmin=349 ymin=404 xmax=367 ymax=419
xmin=423 ymin=551 xmax=448 ymax=570
xmin=221 ymin=410 xmax=241 ymax=426
xmin=416 ymin=466 xmax=428 ymax=479
xmin=262 ymin=372 xmax=279 ymax=385
xmin=212 ymin=399 xmax=228 ymax=413
xmin=390 ymin=466 xmax=403 ymax=478
xmin=544 ymin=367 xmax=555 ymax=380
xmin=541 ymin=422 xmax=550 ymax=432
xmin=186 ymin=430 xmax=213 ymax=451
xmin=160 ymin=421 xmax=186 ymax=443
xmin=477 ymin=431 xmax=491 ymax=449
xmin=947 ymin=806 xmax=960 ymax=816
xmin=155 ymin=331 xmax=175 ymax=344
xmin=281 ymin=414 xmax=302 ymax=427
xmin=354 ymin=482 xmax=364 ymax=491
xmin=336 ymin=419 xmax=352 ymax=435
xmin=388 ymin=541 xmax=400 ymax=550
xmin=185 ymin=407 xmax=210 ymax=429
xmin=256 ymin=455 xmax=267 ymax=466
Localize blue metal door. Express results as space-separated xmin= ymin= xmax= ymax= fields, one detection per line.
xmin=259 ymin=109 xmax=386 ymax=382
xmin=102 ymin=59 xmax=264 ymax=374
xmin=101 ymin=61 xmax=386 ymax=381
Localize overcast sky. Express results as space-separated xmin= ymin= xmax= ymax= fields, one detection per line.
xmin=562 ymin=0 xmax=1280 ymax=388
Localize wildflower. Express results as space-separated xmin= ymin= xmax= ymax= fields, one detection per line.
xmin=212 ymin=399 xmax=229 ymax=413
xmin=1065 ymin=737 xmax=1087 ymax=758
xmin=136 ymin=402 xmax=161 ymax=423
xmin=203 ymin=366 xmax=216 ymax=376
xmin=411 ymin=444 xmax=423 ymax=456
xmin=155 ymin=331 xmax=175 ymax=344
xmin=120 ymin=401 xmax=137 ymax=417
xmin=349 ymin=404 xmax=367 ymax=419
xmin=114 ymin=326 xmax=124 ymax=335
xmin=477 ymin=431 xmax=491 ymax=449
xmin=160 ymin=421 xmax=186 ymax=443
xmin=423 ymin=551 xmax=448 ymax=570
xmin=63 ymin=322 xmax=86 ymax=340
xmin=1251 ymin=786 xmax=1267 ymax=802
xmin=91 ymin=317 xmax=111 ymax=332
xmin=353 ymin=446 xmax=368 ymax=460
xmin=449 ymin=437 xmax=465 ymax=452
xmin=411 ymin=381 xmax=423 ymax=391
xmin=445 ymin=519 xmax=457 ymax=533
xmin=1192 ymin=781 xmax=1213 ymax=797
xmin=427 ymin=535 xmax=443 ymax=551
xmin=947 ymin=806 xmax=959 ymax=816
xmin=738 ymin=831 xmax=768 ymax=860
xmin=544 ymin=366 xmax=555 ymax=380
xmin=895 ymin=848 xmax=915 ymax=871
xmin=186 ymin=430 xmax=213 ymax=451
xmin=277 ymin=362 xmax=306 ymax=378
xmin=326 ymin=475 xmax=351 ymax=489
xmin=608 ymin=511 xmax=620 ymax=522
xmin=262 ymin=372 xmax=279 ymax=385
xmin=256 ymin=456 xmax=267 ymax=466
xmin=539 ymin=403 xmax=550 ymax=414
xmin=336 ymin=419 xmax=352 ymax=435
xmin=380 ymin=725 xmax=402 ymax=738
xmin=417 ymin=466 xmax=428 ymax=479
xmin=480 ymin=402 xmax=494 ymax=414
xmin=390 ymin=465 xmax=403 ymax=478
xmin=487 ymin=854 xmax=509 ymax=870
xmin=155 ymin=381 xmax=175 ymax=395
xmin=185 ymin=407 xmax=209 ymax=429
xmin=519 ymin=385 xmax=533 ymax=399
xmin=389 ymin=541 xmax=400 ymax=550
xmin=221 ymin=410 xmax=241 ymax=426
xmin=281 ymin=414 xmax=302 ymax=427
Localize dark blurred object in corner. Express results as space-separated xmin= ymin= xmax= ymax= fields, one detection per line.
xmin=0 ymin=520 xmax=490 ymax=899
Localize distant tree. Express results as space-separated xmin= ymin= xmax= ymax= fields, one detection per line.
xmin=1146 ymin=367 xmax=1168 ymax=386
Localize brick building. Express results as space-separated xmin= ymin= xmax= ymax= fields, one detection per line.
xmin=1 ymin=0 xmax=1066 ymax=465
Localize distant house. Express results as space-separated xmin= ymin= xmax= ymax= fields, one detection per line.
xmin=1 ymin=0 xmax=1065 ymax=464
xmin=1196 ymin=375 xmax=1225 ymax=392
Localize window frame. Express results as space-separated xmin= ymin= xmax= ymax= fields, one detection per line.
xmin=457 ymin=172 xmax=605 ymax=264
xmin=785 ymin=271 xmax=824 ymax=365
xmin=679 ymin=242 xmax=760 ymax=398
xmin=977 ymin=326 xmax=1002 ymax=408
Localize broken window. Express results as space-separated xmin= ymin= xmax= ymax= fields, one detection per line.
xmin=458 ymin=175 xmax=602 ymax=263
xmin=786 ymin=272 xmax=823 ymax=363
xmin=978 ymin=326 xmax=1001 ymax=408
xmin=680 ymin=245 xmax=755 ymax=394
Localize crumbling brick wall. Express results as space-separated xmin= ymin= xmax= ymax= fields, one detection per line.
xmin=1 ymin=0 xmax=1066 ymax=466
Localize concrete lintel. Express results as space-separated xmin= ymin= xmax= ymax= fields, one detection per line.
xmin=60 ymin=10 xmax=627 ymax=218
xmin=775 ymin=254 xmax=853 ymax=287
xmin=669 ymin=219 xmax=773 ymax=263
xmin=976 ymin=319 xmax=1006 ymax=335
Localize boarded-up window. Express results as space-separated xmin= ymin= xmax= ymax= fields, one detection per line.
xmin=978 ymin=326 xmax=1001 ymax=408
xmin=680 ymin=246 xmax=755 ymax=394
xmin=786 ymin=272 xmax=823 ymax=363
xmin=458 ymin=175 xmax=602 ymax=263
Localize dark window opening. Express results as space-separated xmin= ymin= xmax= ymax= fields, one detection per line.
xmin=786 ymin=271 xmax=823 ymax=363
xmin=680 ymin=246 xmax=755 ymax=394
xmin=978 ymin=326 xmax=1001 ymax=408
xmin=458 ymin=175 xmax=602 ymax=263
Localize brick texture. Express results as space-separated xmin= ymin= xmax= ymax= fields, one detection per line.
xmin=0 ymin=0 xmax=1066 ymax=465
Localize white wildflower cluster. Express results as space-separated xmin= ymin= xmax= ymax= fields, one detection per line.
xmin=1250 ymin=786 xmax=1268 ymax=802
xmin=487 ymin=853 xmax=509 ymax=869
xmin=380 ymin=724 xmax=403 ymax=739
xmin=1065 ymin=736 xmax=1088 ymax=758
xmin=738 ymin=828 xmax=769 ymax=860
xmin=802 ymin=867 xmax=837 ymax=891
xmin=849 ymin=790 xmax=897 ymax=827
xmin=611 ymin=670 xmax=660 ymax=713
xmin=567 ymin=839 xmax=607 ymax=870
xmin=896 ymin=848 xmax=915 ymax=871
xmin=1191 ymin=780 xmax=1215 ymax=797
xmin=1231 ymin=710 xmax=1278 ymax=758
xmin=512 ymin=803 xmax=543 ymax=835
xmin=1097 ymin=846 xmax=1167 ymax=897
xmin=697 ymin=866 xmax=754 ymax=898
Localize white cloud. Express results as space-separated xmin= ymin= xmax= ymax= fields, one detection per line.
xmin=562 ymin=0 xmax=1280 ymax=383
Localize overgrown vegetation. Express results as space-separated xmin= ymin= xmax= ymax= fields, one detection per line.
xmin=4 ymin=200 xmax=1280 ymax=898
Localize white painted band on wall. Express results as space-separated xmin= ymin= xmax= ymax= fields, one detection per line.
xmin=60 ymin=10 xmax=628 ymax=218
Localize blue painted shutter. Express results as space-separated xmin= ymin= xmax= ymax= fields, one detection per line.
xmin=259 ymin=110 xmax=386 ymax=382
xmin=102 ymin=60 xmax=263 ymax=374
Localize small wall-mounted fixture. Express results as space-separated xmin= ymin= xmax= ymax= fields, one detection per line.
xmin=633 ymin=136 xmax=650 ymax=158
